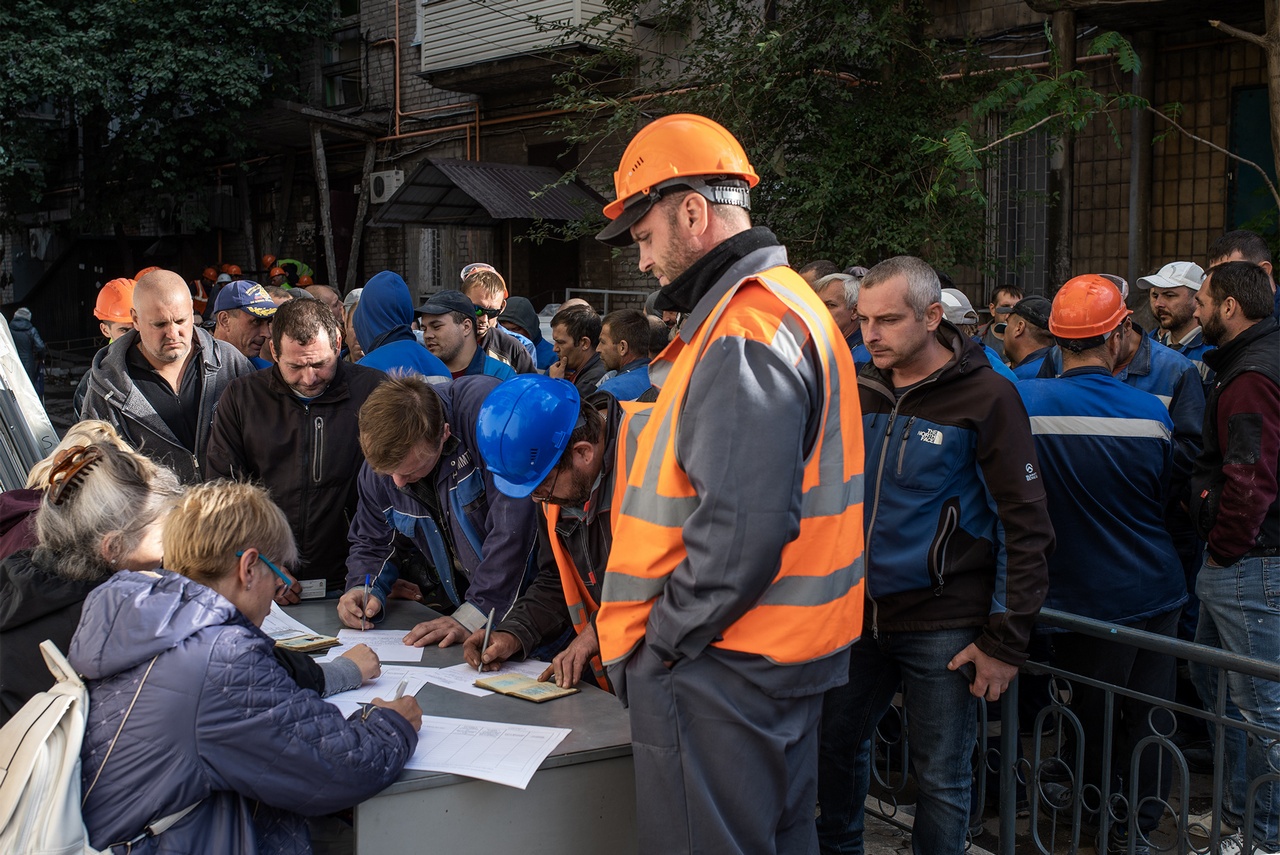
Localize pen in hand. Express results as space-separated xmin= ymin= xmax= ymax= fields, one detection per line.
xmin=392 ymin=676 xmax=409 ymax=701
xmin=477 ymin=607 xmax=495 ymax=672
xmin=361 ymin=574 xmax=371 ymax=631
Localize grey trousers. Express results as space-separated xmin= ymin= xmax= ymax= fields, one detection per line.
xmin=624 ymin=641 xmax=823 ymax=855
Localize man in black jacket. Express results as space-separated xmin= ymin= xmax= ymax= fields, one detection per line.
xmin=207 ymin=298 xmax=386 ymax=596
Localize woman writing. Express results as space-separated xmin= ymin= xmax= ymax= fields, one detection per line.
xmin=70 ymin=481 xmax=420 ymax=854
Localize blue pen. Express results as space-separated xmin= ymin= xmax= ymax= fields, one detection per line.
xmin=362 ymin=574 xmax=371 ymax=631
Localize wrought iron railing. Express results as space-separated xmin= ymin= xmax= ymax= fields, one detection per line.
xmin=863 ymin=608 xmax=1280 ymax=855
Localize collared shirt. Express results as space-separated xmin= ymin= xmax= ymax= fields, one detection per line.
xmin=125 ymin=340 xmax=203 ymax=452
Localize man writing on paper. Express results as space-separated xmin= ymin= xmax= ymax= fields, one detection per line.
xmin=337 ymin=374 xmax=538 ymax=646
xmin=463 ymin=376 xmax=622 ymax=690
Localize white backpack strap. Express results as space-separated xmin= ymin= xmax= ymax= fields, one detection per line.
xmin=38 ymin=640 xmax=82 ymax=688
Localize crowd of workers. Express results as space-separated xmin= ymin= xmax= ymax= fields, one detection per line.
xmin=0 ymin=113 xmax=1276 ymax=855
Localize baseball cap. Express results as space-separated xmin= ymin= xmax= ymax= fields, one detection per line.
xmin=416 ymin=289 xmax=477 ymax=317
xmin=1002 ymin=295 xmax=1053 ymax=330
xmin=343 ymin=287 xmax=363 ymax=312
xmin=940 ymin=288 xmax=979 ymax=325
xmin=212 ymin=281 xmax=277 ymax=318
xmin=1137 ymin=261 xmax=1205 ymax=291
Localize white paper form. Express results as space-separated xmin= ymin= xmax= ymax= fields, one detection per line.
xmin=404 ymin=715 xmax=571 ymax=789
xmin=320 ymin=629 xmax=426 ymax=663
xmin=261 ymin=603 xmax=326 ymax=642
xmin=324 ymin=666 xmax=435 ymax=717
xmin=419 ymin=659 xmax=555 ymax=697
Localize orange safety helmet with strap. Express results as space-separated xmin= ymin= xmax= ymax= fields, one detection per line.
xmin=596 ymin=267 xmax=866 ymax=667
xmin=94 ymin=278 xmax=135 ymax=323
xmin=1049 ymin=274 xmax=1132 ymax=339
xmin=596 ymin=114 xmax=760 ymax=247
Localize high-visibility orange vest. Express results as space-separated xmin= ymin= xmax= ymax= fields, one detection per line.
xmin=543 ymin=503 xmax=611 ymax=691
xmin=596 ymin=266 xmax=865 ymax=667
xmin=191 ymin=280 xmax=209 ymax=315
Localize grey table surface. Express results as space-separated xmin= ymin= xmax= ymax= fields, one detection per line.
xmin=285 ymin=598 xmax=633 ymax=796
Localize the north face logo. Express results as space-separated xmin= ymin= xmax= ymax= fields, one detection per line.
xmin=917 ymin=428 xmax=943 ymax=445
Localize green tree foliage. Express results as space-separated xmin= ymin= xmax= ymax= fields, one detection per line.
xmin=545 ymin=0 xmax=1000 ymax=269
xmin=0 ymin=0 xmax=330 ymax=229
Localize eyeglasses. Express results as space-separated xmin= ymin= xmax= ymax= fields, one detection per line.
xmin=530 ymin=464 xmax=563 ymax=503
xmin=473 ymin=305 xmax=502 ymax=319
xmin=235 ymin=550 xmax=293 ymax=589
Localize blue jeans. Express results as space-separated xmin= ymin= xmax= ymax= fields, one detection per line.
xmin=1190 ymin=555 xmax=1280 ymax=848
xmin=818 ymin=627 xmax=980 ymax=855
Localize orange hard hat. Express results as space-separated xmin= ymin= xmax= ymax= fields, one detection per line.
xmin=202 ymin=267 xmax=217 ymax=281
xmin=297 ymin=275 xmax=314 ymax=287
xmin=262 ymin=254 xmax=276 ymax=269
xmin=270 ymin=266 xmax=286 ymax=278
xmin=597 ymin=113 xmax=760 ymax=246
xmin=135 ymin=266 xmax=160 ymax=279
xmin=227 ymin=264 xmax=242 ymax=276
xmin=1049 ymin=274 xmax=1133 ymax=339
xmin=94 ymin=278 xmax=136 ymax=323
xmin=220 ymin=263 xmax=233 ymax=274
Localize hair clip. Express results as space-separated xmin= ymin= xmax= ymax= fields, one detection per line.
xmin=48 ymin=445 xmax=103 ymax=506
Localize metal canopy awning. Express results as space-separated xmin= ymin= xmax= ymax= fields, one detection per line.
xmin=373 ymin=158 xmax=604 ymax=226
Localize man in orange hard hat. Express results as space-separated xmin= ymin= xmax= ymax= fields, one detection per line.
xmin=592 ymin=114 xmax=866 ymax=853
xmin=73 ymin=277 xmax=137 ymax=414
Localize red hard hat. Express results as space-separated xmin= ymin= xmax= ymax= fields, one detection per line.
xmin=297 ymin=275 xmax=314 ymax=287
xmin=227 ymin=264 xmax=242 ymax=276
xmin=1049 ymin=275 xmax=1132 ymax=339
xmin=135 ymin=266 xmax=160 ymax=279
xmin=262 ymin=254 xmax=276 ymax=269
xmin=202 ymin=267 xmax=217 ymax=281
xmin=270 ymin=267 xmax=286 ymax=278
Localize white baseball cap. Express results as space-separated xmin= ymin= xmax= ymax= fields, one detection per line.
xmin=941 ymin=288 xmax=979 ymax=325
xmin=1138 ymin=261 xmax=1205 ymax=292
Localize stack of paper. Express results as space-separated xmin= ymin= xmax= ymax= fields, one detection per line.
xmin=318 ymin=629 xmax=426 ymax=663
xmin=323 ymin=665 xmax=434 ymax=717
xmin=417 ymin=659 xmax=553 ymax=698
xmin=405 ymin=715 xmax=571 ymax=789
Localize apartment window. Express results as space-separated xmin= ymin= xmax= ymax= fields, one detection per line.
xmin=323 ymin=26 xmax=362 ymax=107
xmin=985 ymin=121 xmax=1049 ymax=298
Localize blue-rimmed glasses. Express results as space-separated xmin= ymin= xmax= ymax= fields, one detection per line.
xmin=235 ymin=550 xmax=292 ymax=589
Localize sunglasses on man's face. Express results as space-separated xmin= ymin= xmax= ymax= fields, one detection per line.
xmin=473 ymin=305 xmax=502 ymax=319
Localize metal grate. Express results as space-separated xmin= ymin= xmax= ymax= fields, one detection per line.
xmin=984 ymin=120 xmax=1050 ymax=300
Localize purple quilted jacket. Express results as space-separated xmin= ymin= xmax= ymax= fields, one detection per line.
xmin=69 ymin=570 xmax=417 ymax=854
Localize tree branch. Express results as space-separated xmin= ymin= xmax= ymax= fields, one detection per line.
xmin=1209 ymin=19 xmax=1267 ymax=49
xmin=973 ymin=112 xmax=1064 ymax=153
xmin=1147 ymin=106 xmax=1280 ymax=211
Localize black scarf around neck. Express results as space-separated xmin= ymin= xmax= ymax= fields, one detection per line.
xmin=654 ymin=227 xmax=780 ymax=314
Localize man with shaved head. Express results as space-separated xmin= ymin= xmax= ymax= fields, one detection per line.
xmin=80 ymin=269 xmax=253 ymax=482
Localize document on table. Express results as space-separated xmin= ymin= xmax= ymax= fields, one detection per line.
xmin=404 ymin=714 xmax=571 ymax=789
xmin=419 ymin=659 xmax=555 ymax=697
xmin=324 ymin=665 xmax=435 ymax=717
xmin=319 ymin=629 xmax=426 ymax=663
xmin=261 ymin=603 xmax=323 ymax=642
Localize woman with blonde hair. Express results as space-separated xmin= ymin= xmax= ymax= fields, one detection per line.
xmin=0 ymin=439 xmax=182 ymax=722
xmin=70 ymin=481 xmax=420 ymax=854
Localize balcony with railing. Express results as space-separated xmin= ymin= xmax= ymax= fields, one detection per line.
xmin=419 ymin=0 xmax=623 ymax=93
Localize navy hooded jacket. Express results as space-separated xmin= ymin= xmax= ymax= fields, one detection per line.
xmin=354 ymin=271 xmax=450 ymax=380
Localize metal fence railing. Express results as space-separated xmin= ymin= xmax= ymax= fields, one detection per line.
xmin=863 ymin=608 xmax=1280 ymax=855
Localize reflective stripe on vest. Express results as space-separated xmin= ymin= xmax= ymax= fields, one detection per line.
xmin=597 ymin=266 xmax=865 ymax=667
xmin=542 ymin=503 xmax=610 ymax=692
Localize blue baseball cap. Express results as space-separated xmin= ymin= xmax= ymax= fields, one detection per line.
xmin=212 ymin=281 xmax=277 ymax=318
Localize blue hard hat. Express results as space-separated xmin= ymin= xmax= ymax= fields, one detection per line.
xmin=476 ymin=375 xmax=581 ymax=498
